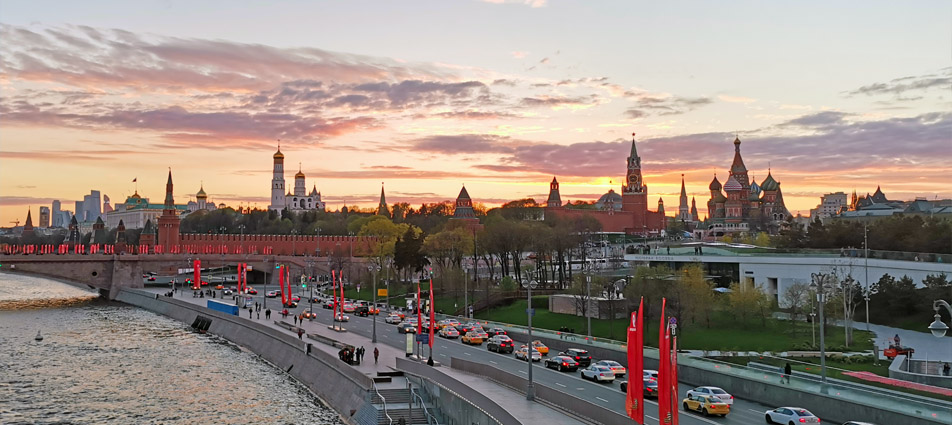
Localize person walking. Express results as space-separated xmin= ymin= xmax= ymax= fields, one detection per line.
xmin=943 ymin=363 xmax=950 ymax=377
xmin=374 ymin=347 xmax=379 ymax=364
xmin=248 ymin=309 xmax=252 ymax=319
xmin=294 ymin=315 xmax=298 ymax=325
xmin=265 ymin=309 xmax=271 ymax=319
xmin=297 ymin=329 xmax=304 ymax=339
xmin=783 ymin=363 xmax=792 ymax=384
xmin=257 ymin=311 xmax=260 ymax=320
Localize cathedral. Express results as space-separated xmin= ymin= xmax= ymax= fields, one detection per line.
xmin=705 ymin=137 xmax=790 ymax=235
xmin=544 ymin=134 xmax=666 ymax=235
xmin=268 ymin=145 xmax=326 ymax=212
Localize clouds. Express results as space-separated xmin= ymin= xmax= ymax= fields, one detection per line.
xmin=845 ymin=68 xmax=951 ymax=100
xmin=624 ymin=95 xmax=713 ymax=118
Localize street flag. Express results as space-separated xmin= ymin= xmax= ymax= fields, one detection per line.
xmin=659 ymin=298 xmax=672 ymax=425
xmin=626 ymin=297 xmax=645 ymax=423
xmin=332 ymin=270 xmax=338 ymax=320
xmin=428 ymin=277 xmax=435 ymax=348
xmin=193 ymin=259 xmax=201 ymax=290
xmin=279 ymin=265 xmax=286 ymax=305
xmin=417 ymin=282 xmax=423 ymax=335
xmin=338 ymin=269 xmax=344 ymax=315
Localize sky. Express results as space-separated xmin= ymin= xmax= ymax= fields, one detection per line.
xmin=1 ymin=0 xmax=950 ymax=226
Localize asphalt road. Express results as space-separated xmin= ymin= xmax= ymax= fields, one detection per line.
xmin=207 ymin=284 xmax=787 ymax=425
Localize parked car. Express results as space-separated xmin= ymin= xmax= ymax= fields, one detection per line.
xmin=439 ymin=327 xmax=460 ymax=339
xmin=531 ymin=340 xmax=549 ymax=356
xmin=686 ymin=386 xmax=733 ymax=405
xmin=765 ymin=407 xmax=820 ymax=424
xmin=682 ymin=394 xmax=730 ymax=417
xmin=461 ymin=331 xmax=485 ymax=345
xmin=544 ymin=355 xmax=579 ymax=372
xmin=620 ymin=379 xmax=658 ymax=398
xmin=266 ymin=291 xmax=279 ymax=298
xmin=580 ymin=365 xmax=615 ymax=382
xmin=398 ymin=323 xmax=417 ymax=334
xmin=515 ymin=346 xmax=542 ymax=362
xmin=487 ymin=335 xmax=514 ymax=353
xmin=385 ymin=314 xmax=403 ymax=324
xmin=558 ymin=348 xmax=592 ymax=367
xmin=594 ymin=360 xmax=626 ymax=376
xmin=485 ymin=327 xmax=507 ymax=338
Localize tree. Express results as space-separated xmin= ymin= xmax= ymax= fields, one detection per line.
xmin=680 ymin=264 xmax=716 ymax=328
xmin=568 ymin=274 xmax=597 ymax=320
xmin=782 ymin=282 xmax=810 ymax=336
xmin=727 ymin=280 xmax=769 ymax=327
xmin=871 ymin=273 xmax=918 ymax=316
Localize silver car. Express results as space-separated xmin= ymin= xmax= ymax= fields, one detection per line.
xmin=765 ymin=407 xmax=819 ymax=424
xmin=686 ymin=386 xmax=733 ymax=405
xmin=580 ymin=365 xmax=615 ymax=382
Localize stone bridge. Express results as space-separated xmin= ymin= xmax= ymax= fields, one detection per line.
xmin=1 ymin=254 xmax=368 ymax=299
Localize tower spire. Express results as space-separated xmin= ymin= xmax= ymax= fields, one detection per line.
xmin=377 ymin=182 xmax=390 ymax=217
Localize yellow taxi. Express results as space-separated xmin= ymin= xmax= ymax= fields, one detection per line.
xmin=531 ymin=340 xmax=549 ymax=356
xmin=461 ymin=331 xmax=485 ymax=345
xmin=682 ymin=395 xmax=730 ymax=417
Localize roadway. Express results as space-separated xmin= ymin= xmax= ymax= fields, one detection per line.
xmin=198 ymin=283 xmax=789 ymax=425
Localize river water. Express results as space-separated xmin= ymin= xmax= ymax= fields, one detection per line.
xmin=0 ymin=272 xmax=344 ymax=425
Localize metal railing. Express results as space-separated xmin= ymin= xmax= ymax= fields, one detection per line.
xmin=410 ymin=387 xmax=439 ymax=425
xmin=372 ymin=381 xmax=393 ymax=425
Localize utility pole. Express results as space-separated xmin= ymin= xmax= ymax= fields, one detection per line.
xmin=864 ymin=223 xmax=870 ymax=332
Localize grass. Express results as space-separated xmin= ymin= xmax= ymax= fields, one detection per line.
xmin=713 ymin=356 xmax=952 ymax=402
xmin=476 ymin=300 xmax=875 ymax=353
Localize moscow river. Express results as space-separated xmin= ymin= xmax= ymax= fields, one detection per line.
xmin=0 ymin=272 xmax=344 ymax=425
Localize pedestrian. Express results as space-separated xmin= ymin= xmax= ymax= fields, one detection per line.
xmin=666 ymin=246 xmax=670 ymax=255
xmin=783 ymin=363 xmax=792 ymax=384
xmin=294 ymin=315 xmax=298 ymax=325
xmin=297 ymin=329 xmax=304 ymax=339
xmin=249 ymin=309 xmax=252 ymax=318
xmin=257 ymin=311 xmax=260 ymax=320
xmin=266 ymin=309 xmax=271 ymax=319
xmin=374 ymin=347 xmax=379 ymax=364
xmin=944 ymin=363 xmax=950 ymax=377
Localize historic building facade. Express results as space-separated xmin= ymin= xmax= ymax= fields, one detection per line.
xmin=268 ymin=145 xmax=325 ymax=213
xmin=705 ymin=137 xmax=790 ymax=235
xmin=544 ymin=135 xmax=666 ymax=235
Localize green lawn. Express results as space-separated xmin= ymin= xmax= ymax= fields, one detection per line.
xmin=476 ymin=300 xmax=874 ymax=352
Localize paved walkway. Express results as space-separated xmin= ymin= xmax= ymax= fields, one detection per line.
xmin=151 ymin=289 xmax=590 ymax=424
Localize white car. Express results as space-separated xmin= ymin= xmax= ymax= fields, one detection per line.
xmin=594 ymin=360 xmax=627 ymax=376
xmin=334 ymin=313 xmax=350 ymax=322
xmin=515 ymin=346 xmax=542 ymax=362
xmin=686 ymin=386 xmax=733 ymax=405
xmin=385 ymin=314 xmax=402 ymax=324
xmin=580 ymin=365 xmax=615 ymax=382
xmin=765 ymin=407 xmax=820 ymax=424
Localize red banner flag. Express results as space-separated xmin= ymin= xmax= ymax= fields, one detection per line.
xmin=338 ymin=270 xmax=344 ymax=313
xmin=672 ymin=321 xmax=679 ymax=425
xmin=279 ymin=265 xmax=286 ymax=305
xmin=626 ymin=297 xmax=645 ymax=423
xmin=417 ymin=282 xmax=423 ymax=335
xmin=194 ymin=259 xmax=202 ymax=288
xmin=428 ymin=277 xmax=435 ymax=348
xmin=658 ymin=298 xmax=672 ymax=425
xmin=332 ymin=270 xmax=338 ymax=321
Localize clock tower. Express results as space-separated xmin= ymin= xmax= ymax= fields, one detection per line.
xmin=622 ymin=133 xmax=648 ymax=231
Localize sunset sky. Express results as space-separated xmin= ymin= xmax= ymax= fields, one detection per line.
xmin=2 ymin=1 xmax=950 ymax=226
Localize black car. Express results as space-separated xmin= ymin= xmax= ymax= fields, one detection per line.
xmin=558 ymin=348 xmax=592 ymax=367
xmin=398 ymin=323 xmax=417 ymax=334
xmin=620 ymin=379 xmax=658 ymax=398
xmin=544 ymin=355 xmax=579 ymax=372
xmin=486 ymin=327 xmax=507 ymax=338
xmin=355 ymin=305 xmax=370 ymax=317
xmin=486 ymin=335 xmax=515 ymax=353
xmin=455 ymin=322 xmax=479 ymax=334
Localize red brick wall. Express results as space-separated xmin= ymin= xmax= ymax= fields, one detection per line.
xmin=178 ymin=234 xmax=375 ymax=256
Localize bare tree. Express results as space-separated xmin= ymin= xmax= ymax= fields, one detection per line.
xmin=830 ymin=259 xmax=863 ymax=346
xmin=782 ymin=282 xmax=810 ymax=336
xmin=568 ymin=274 xmax=595 ymax=320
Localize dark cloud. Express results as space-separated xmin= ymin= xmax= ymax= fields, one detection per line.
xmin=780 ymin=111 xmax=851 ymax=128
xmin=845 ymin=69 xmax=951 ymax=98
xmin=411 ymin=134 xmax=516 ymax=155
xmin=432 ymin=110 xmax=520 ymax=120
xmin=520 ymin=94 xmax=598 ymax=107
xmin=624 ymin=109 xmax=647 ymax=119
xmin=351 ymin=80 xmax=487 ymax=107
xmin=630 ymin=95 xmax=713 ymax=116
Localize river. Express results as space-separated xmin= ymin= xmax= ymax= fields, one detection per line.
xmin=0 ymin=272 xmax=344 ymax=424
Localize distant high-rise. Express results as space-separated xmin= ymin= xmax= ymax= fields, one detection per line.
xmin=74 ymin=201 xmax=85 ymax=221
xmin=83 ymin=190 xmax=102 ymax=222
xmin=103 ymin=195 xmax=113 ymax=214
xmin=51 ymin=200 xmax=62 ymax=227
xmin=39 ymin=206 xmax=50 ymax=228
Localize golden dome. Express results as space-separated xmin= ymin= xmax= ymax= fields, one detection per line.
xmin=295 ymin=170 xmax=305 ymax=179
xmin=273 ymin=149 xmax=284 ymax=160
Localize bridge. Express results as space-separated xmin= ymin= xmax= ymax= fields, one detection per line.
xmin=1 ymin=252 xmax=363 ymax=299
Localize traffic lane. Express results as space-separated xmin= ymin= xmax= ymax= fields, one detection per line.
xmin=335 ymin=313 xmax=774 ymax=425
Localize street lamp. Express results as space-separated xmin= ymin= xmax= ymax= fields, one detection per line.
xmin=315 ymin=227 xmax=321 ymax=257
xmin=810 ymin=272 xmax=833 ymax=384
xmin=864 ymin=223 xmax=870 ymax=332
xmin=928 ymin=300 xmax=951 ymax=338
xmin=291 ymin=229 xmax=298 ymax=256
xmin=586 ymin=273 xmax=592 ymax=344
xmin=369 ymin=262 xmax=381 ymax=343
xmin=219 ymin=226 xmax=226 ymax=287
xmin=238 ymin=224 xmax=246 ymax=257
xmin=306 ymin=258 xmax=315 ymax=317
xmin=521 ymin=276 xmax=538 ymax=401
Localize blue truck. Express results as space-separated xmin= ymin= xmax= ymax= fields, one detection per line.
xmin=207 ymin=299 xmax=239 ymax=316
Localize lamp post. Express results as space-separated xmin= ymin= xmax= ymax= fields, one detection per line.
xmin=315 ymin=227 xmax=321 ymax=257
xmin=369 ymin=262 xmax=381 ymax=343
xmin=385 ymin=257 xmax=392 ymax=313
xmin=928 ymin=300 xmax=951 ymax=338
xmin=238 ymin=224 xmax=246 ymax=257
xmin=586 ymin=273 xmax=592 ymax=344
xmin=810 ymin=272 xmax=832 ymax=384
xmin=307 ymin=258 xmax=315 ymax=317
xmin=291 ymin=229 xmax=298 ymax=256
xmin=219 ymin=226 xmax=226 ymax=287
xmin=521 ymin=276 xmax=538 ymax=401
xmin=464 ymin=266 xmax=470 ymax=319
xmin=864 ymin=223 xmax=870 ymax=332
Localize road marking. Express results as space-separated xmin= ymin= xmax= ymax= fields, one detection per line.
xmin=748 ymin=409 xmax=763 ymax=414
xmin=489 ymin=361 xmax=498 ymax=365
xmin=518 ymin=370 xmax=527 ymax=375
xmin=576 ymin=387 xmax=584 ymax=391
xmin=464 ymin=352 xmax=471 ymax=356
xmin=595 ymin=397 xmax=609 ymax=403
xmin=555 ymin=382 xmax=566 ymax=388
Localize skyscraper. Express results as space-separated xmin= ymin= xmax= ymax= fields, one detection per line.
xmin=39 ymin=206 xmax=50 ymax=228
xmin=52 ymin=200 xmax=62 ymax=227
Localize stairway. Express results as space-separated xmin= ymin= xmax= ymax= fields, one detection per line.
xmin=356 ymin=375 xmax=439 ymax=425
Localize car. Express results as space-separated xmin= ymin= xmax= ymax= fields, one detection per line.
xmin=222 ymin=289 xmax=233 ymax=295
xmin=333 ymin=313 xmax=350 ymax=322
xmin=398 ymin=323 xmax=417 ymax=334
xmin=385 ymin=314 xmax=403 ymax=324
xmin=310 ymin=296 xmax=321 ymax=303
xmin=147 ymin=276 xmax=156 ymax=281
xmin=558 ymin=348 xmax=592 ymax=367
xmin=620 ymin=379 xmax=658 ymax=397
xmin=842 ymin=422 xmax=877 ymax=425
xmin=229 ymin=286 xmax=238 ymax=291
xmin=580 ymin=365 xmax=615 ymax=382
xmin=266 ymin=291 xmax=279 ymax=298
xmin=283 ymin=301 xmax=298 ymax=308
xmin=455 ymin=322 xmax=479 ymax=334
xmin=686 ymin=386 xmax=733 ymax=405
xmin=531 ymin=340 xmax=549 ymax=356
xmin=765 ymin=407 xmax=820 ymax=424
xmin=355 ymin=306 xmax=370 ymax=317
xmin=439 ymin=327 xmax=460 ymax=338
xmin=301 ymin=309 xmax=316 ymax=319
xmin=515 ymin=346 xmax=542 ymax=362
xmin=487 ymin=335 xmax=515 ymax=353
xmin=246 ymin=288 xmax=258 ymax=295
xmin=485 ymin=327 xmax=507 ymax=338
xmin=215 ymin=284 xmax=224 ymax=290
xmin=544 ymin=355 xmax=579 ymax=372
xmin=683 ymin=394 xmax=730 ymax=417
xmin=290 ymin=295 xmax=301 ymax=302
xmin=342 ymin=303 xmax=356 ymax=313
xmin=461 ymin=331 xmax=485 ymax=345
xmin=644 ymin=369 xmax=659 ymax=381
xmin=440 ymin=319 xmax=460 ymax=329
xmin=323 ymin=300 xmax=335 ymax=309
xmin=191 ymin=285 xmax=201 ymax=290
xmin=594 ymin=360 xmax=626 ymax=376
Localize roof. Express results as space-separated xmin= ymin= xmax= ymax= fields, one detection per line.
xmin=723 ymin=175 xmax=742 ymax=192
xmin=595 ymin=189 xmax=623 ymax=211
xmin=730 ymin=137 xmax=747 ymax=174
xmin=748 ymin=180 xmax=762 ymax=200
xmin=709 ymin=175 xmax=721 ymax=191
xmin=760 ymin=172 xmax=779 ymax=191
